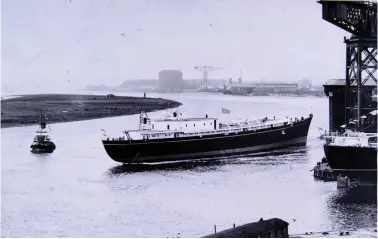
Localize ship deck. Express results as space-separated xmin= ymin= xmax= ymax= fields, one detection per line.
xmin=106 ymin=116 xmax=311 ymax=142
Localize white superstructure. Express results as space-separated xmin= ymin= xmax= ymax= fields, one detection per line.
xmin=322 ymin=108 xmax=378 ymax=148
xmin=107 ymin=109 xmax=306 ymax=141
xmin=323 ymin=130 xmax=377 ymax=148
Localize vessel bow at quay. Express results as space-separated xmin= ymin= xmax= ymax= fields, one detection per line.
xmin=323 ymin=131 xmax=377 ymax=179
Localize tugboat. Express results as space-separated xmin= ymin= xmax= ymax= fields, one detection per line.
xmin=30 ymin=110 xmax=56 ymax=154
xmin=101 ymin=108 xmax=313 ymax=163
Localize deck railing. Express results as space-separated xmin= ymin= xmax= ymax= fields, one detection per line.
xmin=106 ymin=115 xmax=310 ymax=141
xmin=323 ymin=131 xmax=378 ymax=138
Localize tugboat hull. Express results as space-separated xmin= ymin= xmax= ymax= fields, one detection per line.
xmin=30 ymin=109 xmax=56 ymax=154
xmin=31 ymin=148 xmax=55 ymax=154
xmin=30 ymin=143 xmax=56 ymax=154
xmin=103 ymin=116 xmax=312 ymax=163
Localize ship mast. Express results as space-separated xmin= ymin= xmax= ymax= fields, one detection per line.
xmin=138 ymin=107 xmax=144 ymax=130
xmin=138 ymin=107 xmax=150 ymax=130
xmin=37 ymin=109 xmax=51 ymax=133
xmin=40 ymin=109 xmax=46 ymax=129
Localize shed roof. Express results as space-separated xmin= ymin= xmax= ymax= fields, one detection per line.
xmin=324 ymin=79 xmax=377 ymax=86
xmin=324 ymin=79 xmax=346 ymax=86
xmin=202 ymin=218 xmax=289 ymax=238
xmin=230 ymin=83 xmax=298 ymax=89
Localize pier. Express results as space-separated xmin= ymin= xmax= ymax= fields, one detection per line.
xmin=312 ymin=160 xmax=337 ymax=182
xmin=290 ymin=227 xmax=377 ymax=238
xmin=311 ymin=159 xmax=377 ymax=187
xmin=201 ymin=218 xmax=377 ymax=238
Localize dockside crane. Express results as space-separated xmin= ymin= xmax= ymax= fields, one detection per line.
xmin=194 ymin=65 xmax=224 ymax=90
xmin=318 ymin=0 xmax=377 ymax=130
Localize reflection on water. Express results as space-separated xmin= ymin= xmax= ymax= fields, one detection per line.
xmin=331 ymin=187 xmax=377 ymax=204
xmin=326 ymin=187 xmax=377 ymax=230
xmin=231 ymin=147 xmax=308 ymax=164
xmin=108 ymin=159 xmax=226 ymax=176
xmin=107 ymin=146 xmax=308 ymax=176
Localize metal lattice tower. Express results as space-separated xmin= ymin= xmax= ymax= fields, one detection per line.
xmin=319 ymin=0 xmax=377 ymax=129
xmin=194 ymin=66 xmax=224 ymax=90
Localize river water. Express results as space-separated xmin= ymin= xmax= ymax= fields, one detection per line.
xmin=1 ymin=93 xmax=377 ymax=237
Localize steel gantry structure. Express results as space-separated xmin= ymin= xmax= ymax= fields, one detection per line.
xmin=194 ymin=65 xmax=224 ymax=90
xmin=319 ymin=0 xmax=377 ymax=131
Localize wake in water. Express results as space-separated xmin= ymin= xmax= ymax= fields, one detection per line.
xmin=106 ymin=146 xmax=308 ymax=176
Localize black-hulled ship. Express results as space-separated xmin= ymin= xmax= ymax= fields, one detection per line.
xmin=102 ymin=109 xmax=313 ymax=163
xmin=30 ymin=110 xmax=56 ymax=154
xmin=323 ymin=109 xmax=377 ymax=180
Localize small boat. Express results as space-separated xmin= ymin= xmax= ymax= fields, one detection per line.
xmin=30 ymin=110 xmax=56 ymax=154
xmin=101 ymin=108 xmax=313 ymax=163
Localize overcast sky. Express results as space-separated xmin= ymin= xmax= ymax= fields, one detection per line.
xmin=2 ymin=0 xmax=347 ymax=93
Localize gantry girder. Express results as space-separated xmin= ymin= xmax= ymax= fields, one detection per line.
xmin=319 ymin=1 xmax=377 ymax=37
xmin=194 ymin=66 xmax=224 ymax=90
xmin=318 ymin=0 xmax=377 ymax=130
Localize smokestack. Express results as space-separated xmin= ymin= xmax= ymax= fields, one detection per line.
xmin=239 ymin=69 xmax=242 ymax=84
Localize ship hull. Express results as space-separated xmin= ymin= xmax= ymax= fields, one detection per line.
xmin=102 ymin=116 xmax=312 ymax=163
xmin=31 ymin=148 xmax=55 ymax=154
xmin=30 ymin=143 xmax=56 ymax=154
xmin=324 ymin=144 xmax=377 ymax=179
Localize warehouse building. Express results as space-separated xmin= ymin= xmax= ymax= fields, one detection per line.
xmin=230 ymin=82 xmax=299 ymax=95
xmin=158 ymin=70 xmax=184 ymax=92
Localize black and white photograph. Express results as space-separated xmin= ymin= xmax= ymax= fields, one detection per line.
xmin=1 ymin=0 xmax=377 ymax=238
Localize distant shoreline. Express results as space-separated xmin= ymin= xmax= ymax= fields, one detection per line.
xmin=1 ymin=94 xmax=182 ymax=128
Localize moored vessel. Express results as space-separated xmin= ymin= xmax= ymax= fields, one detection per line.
xmin=101 ymin=108 xmax=313 ymax=163
xmin=322 ymin=109 xmax=378 ymax=181
xmin=323 ymin=131 xmax=377 ymax=180
xmin=30 ymin=110 xmax=56 ymax=154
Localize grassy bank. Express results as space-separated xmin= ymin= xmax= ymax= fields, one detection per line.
xmin=1 ymin=94 xmax=182 ymax=128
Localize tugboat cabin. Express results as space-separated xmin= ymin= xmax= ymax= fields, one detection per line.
xmin=33 ymin=134 xmax=51 ymax=142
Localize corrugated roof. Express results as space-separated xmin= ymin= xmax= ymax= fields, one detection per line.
xmin=324 ymin=79 xmax=377 ymax=86
xmin=202 ymin=218 xmax=289 ymax=238
xmin=324 ymin=79 xmax=346 ymax=86
xmin=230 ymin=83 xmax=298 ymax=88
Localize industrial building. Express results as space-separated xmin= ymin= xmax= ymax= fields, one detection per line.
xmin=184 ymin=79 xmax=227 ymax=90
xmin=118 ymin=77 xmax=225 ymax=92
xmin=229 ymin=82 xmax=299 ymax=95
xmin=158 ymin=70 xmax=184 ymax=93
xmin=119 ymin=79 xmax=157 ymax=92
